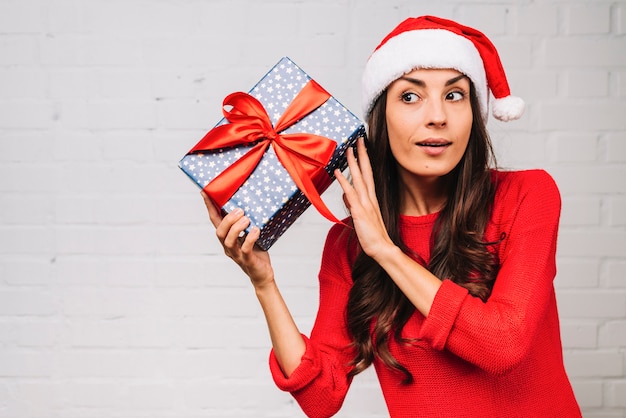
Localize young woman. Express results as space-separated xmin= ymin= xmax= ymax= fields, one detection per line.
xmin=202 ymin=16 xmax=582 ymax=418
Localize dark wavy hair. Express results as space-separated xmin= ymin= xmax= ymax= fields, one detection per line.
xmin=346 ymin=80 xmax=501 ymax=384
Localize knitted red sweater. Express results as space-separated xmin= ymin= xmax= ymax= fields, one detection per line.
xmin=269 ymin=170 xmax=581 ymax=418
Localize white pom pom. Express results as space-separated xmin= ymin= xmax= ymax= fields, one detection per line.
xmin=492 ymin=96 xmax=525 ymax=122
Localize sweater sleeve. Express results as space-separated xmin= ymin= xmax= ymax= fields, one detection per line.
xmin=268 ymin=222 xmax=356 ymax=418
xmin=418 ymin=170 xmax=562 ymax=375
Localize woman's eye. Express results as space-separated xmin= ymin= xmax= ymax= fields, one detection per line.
xmin=401 ymin=92 xmax=419 ymax=103
xmin=446 ymin=91 xmax=465 ymax=101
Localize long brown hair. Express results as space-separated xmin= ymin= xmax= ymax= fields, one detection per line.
xmin=346 ymin=80 xmax=500 ymax=383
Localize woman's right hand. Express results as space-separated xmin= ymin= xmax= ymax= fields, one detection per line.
xmin=201 ymin=191 xmax=275 ymax=289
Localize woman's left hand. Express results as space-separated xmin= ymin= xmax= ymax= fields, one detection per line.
xmin=334 ymin=137 xmax=396 ymax=260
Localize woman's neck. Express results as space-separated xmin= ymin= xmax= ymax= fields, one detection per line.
xmin=398 ymin=174 xmax=450 ymax=217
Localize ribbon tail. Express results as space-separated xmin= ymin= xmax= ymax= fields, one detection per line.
xmin=203 ymin=142 xmax=270 ymax=207
xmin=275 ymin=146 xmax=345 ymax=225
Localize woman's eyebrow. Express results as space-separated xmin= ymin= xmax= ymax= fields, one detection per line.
xmin=445 ymin=74 xmax=468 ymax=86
xmin=398 ymin=74 xmax=468 ymax=87
xmin=398 ymin=76 xmax=425 ymax=87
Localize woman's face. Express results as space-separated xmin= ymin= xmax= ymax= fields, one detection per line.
xmin=385 ymin=68 xmax=473 ymax=183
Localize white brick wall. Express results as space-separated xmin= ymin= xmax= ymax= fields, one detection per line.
xmin=0 ymin=0 xmax=624 ymax=416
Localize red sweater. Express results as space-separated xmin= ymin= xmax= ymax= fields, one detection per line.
xmin=269 ymin=170 xmax=581 ymax=418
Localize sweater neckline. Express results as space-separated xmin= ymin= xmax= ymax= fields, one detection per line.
xmin=399 ymin=211 xmax=441 ymax=226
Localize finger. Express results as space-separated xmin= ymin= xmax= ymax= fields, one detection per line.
xmin=222 ymin=211 xmax=250 ymax=249
xmin=348 ymin=139 xmax=379 ymax=213
xmin=345 ymin=144 xmax=369 ymax=202
xmin=334 ymin=168 xmax=355 ymax=199
xmin=355 ymin=137 xmax=377 ymax=199
xmin=355 ymin=137 xmax=371 ymax=175
xmin=335 ymin=168 xmax=363 ymax=219
xmin=240 ymin=226 xmax=260 ymax=254
xmin=213 ymin=206 xmax=244 ymax=243
xmin=344 ymin=144 xmax=360 ymax=182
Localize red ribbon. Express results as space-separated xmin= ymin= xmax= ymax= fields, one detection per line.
xmin=189 ymin=80 xmax=343 ymax=224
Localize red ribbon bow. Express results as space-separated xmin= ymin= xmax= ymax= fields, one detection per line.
xmin=189 ymin=80 xmax=343 ymax=224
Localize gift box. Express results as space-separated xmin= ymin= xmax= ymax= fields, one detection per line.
xmin=179 ymin=57 xmax=365 ymax=250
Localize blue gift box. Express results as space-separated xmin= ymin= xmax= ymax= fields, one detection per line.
xmin=179 ymin=57 xmax=365 ymax=250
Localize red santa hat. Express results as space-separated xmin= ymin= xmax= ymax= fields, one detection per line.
xmin=362 ymin=15 xmax=524 ymax=122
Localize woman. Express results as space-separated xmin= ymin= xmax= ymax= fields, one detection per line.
xmin=203 ymin=16 xmax=581 ymax=418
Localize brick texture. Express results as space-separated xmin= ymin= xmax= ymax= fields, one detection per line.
xmin=1 ymin=0 xmax=625 ymax=416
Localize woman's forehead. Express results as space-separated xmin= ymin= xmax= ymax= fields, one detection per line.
xmin=391 ymin=68 xmax=469 ymax=87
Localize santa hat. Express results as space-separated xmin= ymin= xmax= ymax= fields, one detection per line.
xmin=362 ymin=15 xmax=524 ymax=122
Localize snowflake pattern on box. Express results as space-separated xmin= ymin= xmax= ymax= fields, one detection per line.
xmin=179 ymin=57 xmax=365 ymax=250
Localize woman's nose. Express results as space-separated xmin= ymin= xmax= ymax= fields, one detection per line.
xmin=425 ymin=99 xmax=447 ymax=127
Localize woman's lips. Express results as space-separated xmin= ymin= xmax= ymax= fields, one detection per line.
xmin=416 ymin=140 xmax=452 ymax=156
